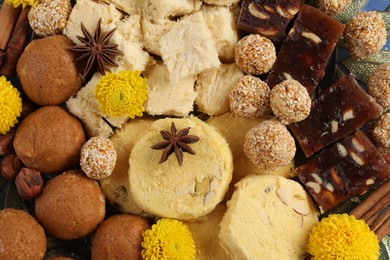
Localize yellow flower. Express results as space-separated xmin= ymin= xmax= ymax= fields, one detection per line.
xmin=94 ymin=70 xmax=148 ymax=118
xmin=5 ymin=0 xmax=38 ymax=8
xmin=307 ymin=214 xmax=379 ymax=260
xmin=141 ymin=218 xmax=195 ymax=260
xmin=0 ymin=76 xmax=22 ymax=135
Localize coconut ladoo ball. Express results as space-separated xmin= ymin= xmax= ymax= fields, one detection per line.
xmin=316 ymin=0 xmax=351 ymax=17
xmin=92 ymin=214 xmax=151 ymax=260
xmin=0 ymin=209 xmax=46 ymax=260
xmin=17 ymin=35 xmax=83 ymax=105
xmin=35 ymin=170 xmax=106 ymax=240
xmin=13 ymin=106 xmax=86 ymax=174
xmin=367 ymin=63 xmax=390 ymax=110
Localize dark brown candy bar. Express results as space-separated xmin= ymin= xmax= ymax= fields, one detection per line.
xmin=289 ymin=74 xmax=382 ymax=157
xmin=237 ymin=0 xmax=304 ymax=47
xmin=266 ymin=4 xmax=344 ymax=95
xmin=297 ymin=130 xmax=390 ymax=213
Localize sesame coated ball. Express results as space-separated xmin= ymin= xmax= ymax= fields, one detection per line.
xmin=270 ymin=79 xmax=311 ymax=125
xmin=28 ymin=0 xmax=72 ymax=37
xmin=229 ymin=75 xmax=271 ymax=118
xmin=244 ymin=119 xmax=296 ymax=170
xmin=316 ymin=0 xmax=351 ymax=17
xmin=367 ymin=63 xmax=390 ymax=110
xmin=80 ymin=136 xmax=117 ymax=180
xmin=344 ymin=12 xmax=387 ymax=59
xmin=234 ymin=34 xmax=276 ymax=75
xmin=371 ymin=113 xmax=389 ymax=150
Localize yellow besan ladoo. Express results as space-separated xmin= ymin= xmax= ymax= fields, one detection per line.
xmin=129 ymin=117 xmax=233 ymax=221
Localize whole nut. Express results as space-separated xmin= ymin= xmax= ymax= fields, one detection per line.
xmin=1 ymin=153 xmax=22 ymax=180
xmin=15 ymin=167 xmax=43 ymax=200
xmin=0 ymin=129 xmax=16 ymax=156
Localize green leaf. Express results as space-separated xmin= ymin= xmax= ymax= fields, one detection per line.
xmin=381 ymin=12 xmax=390 ymax=39
xmin=334 ymin=0 xmax=369 ymax=23
xmin=341 ymin=51 xmax=390 ymax=84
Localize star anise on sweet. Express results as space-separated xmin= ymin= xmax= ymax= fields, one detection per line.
xmin=151 ymin=122 xmax=200 ymax=166
xmin=69 ymin=18 xmax=121 ymax=78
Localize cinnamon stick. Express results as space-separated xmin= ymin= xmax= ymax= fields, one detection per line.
xmin=0 ymin=3 xmax=21 ymax=67
xmin=0 ymin=6 xmax=31 ymax=77
xmin=371 ymin=207 xmax=390 ymax=233
xmin=350 ymin=180 xmax=390 ymax=219
xmin=362 ymin=191 xmax=390 ymax=225
xmin=376 ymin=215 xmax=390 ymax=241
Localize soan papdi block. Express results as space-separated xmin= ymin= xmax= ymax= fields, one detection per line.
xmin=101 ymin=0 xmax=145 ymax=15
xmin=160 ymin=12 xmax=221 ymax=83
xmin=201 ymin=5 xmax=239 ymax=62
xmin=144 ymin=62 xmax=197 ymax=117
xmin=195 ymin=64 xmax=244 ymax=116
xmin=64 ymin=0 xmax=123 ymax=45
xmin=146 ymin=0 xmax=203 ymax=19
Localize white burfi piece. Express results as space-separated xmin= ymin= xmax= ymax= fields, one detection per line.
xmin=66 ymin=73 xmax=129 ymax=137
xmin=203 ymin=0 xmax=241 ymax=6
xmin=196 ymin=64 xmax=244 ymax=116
xmin=201 ymin=5 xmax=239 ymax=62
xmin=160 ymin=12 xmax=221 ymax=83
xmin=64 ymin=0 xmax=123 ymax=45
xmin=147 ymin=0 xmax=202 ymax=18
xmin=144 ymin=62 xmax=197 ymax=117
xmin=102 ymin=0 xmax=146 ymax=15
xmin=141 ymin=13 xmax=176 ymax=56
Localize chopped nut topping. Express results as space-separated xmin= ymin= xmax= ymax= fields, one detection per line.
xmin=306 ymin=181 xmax=321 ymax=193
xmin=331 ymin=120 xmax=339 ymax=133
xmin=263 ymin=5 xmax=274 ymax=13
xmin=337 ymin=143 xmax=348 ymax=157
xmin=342 ymin=109 xmax=354 ymax=121
xmin=301 ymin=31 xmax=322 ymax=44
xmin=292 ymin=200 xmax=310 ymax=215
xmin=248 ymin=3 xmax=269 ymax=19
xmin=311 ymin=173 xmax=323 ymax=184
xmin=350 ymin=151 xmax=364 ymax=166
xmin=352 ymin=138 xmax=365 ymax=153
xmin=324 ymin=183 xmax=334 ymax=192
xmin=276 ymin=6 xmax=289 ymax=18
xmin=276 ymin=186 xmax=292 ymax=205
xmin=365 ymin=179 xmax=375 ymax=185
xmin=203 ymin=191 xmax=215 ymax=205
xmin=283 ymin=72 xmax=293 ymax=80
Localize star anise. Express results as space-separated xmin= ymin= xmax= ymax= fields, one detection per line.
xmin=151 ymin=122 xmax=200 ymax=166
xmin=69 ymin=18 xmax=122 ymax=78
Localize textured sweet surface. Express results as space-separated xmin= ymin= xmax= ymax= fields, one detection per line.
xmin=219 ymin=175 xmax=318 ymax=259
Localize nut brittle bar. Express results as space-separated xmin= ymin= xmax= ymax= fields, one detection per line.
xmin=297 ymin=130 xmax=390 ymax=213
xmin=289 ymin=74 xmax=382 ymax=157
xmin=266 ymin=4 xmax=344 ymax=95
xmin=237 ymin=0 xmax=304 ymax=47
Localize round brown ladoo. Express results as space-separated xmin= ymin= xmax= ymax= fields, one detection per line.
xmin=0 ymin=208 xmax=46 ymax=260
xmin=14 ymin=106 xmax=86 ymax=174
xmin=35 ymin=170 xmax=106 ymax=240
xmin=92 ymin=214 xmax=151 ymax=260
xmin=17 ymin=35 xmax=83 ymax=106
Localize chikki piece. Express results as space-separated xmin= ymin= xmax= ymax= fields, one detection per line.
xmin=201 ymin=5 xmax=239 ymax=62
xmin=107 ymin=15 xmax=150 ymax=72
xmin=297 ymin=130 xmax=390 ymax=213
xmin=266 ymin=4 xmax=344 ymax=96
xmin=195 ymin=64 xmax=244 ymax=116
xmin=237 ymin=0 xmax=304 ymax=47
xmin=160 ymin=12 xmax=221 ymax=83
xmin=289 ymin=75 xmax=383 ymax=158
xmin=64 ymin=0 xmax=123 ymax=45
xmin=144 ymin=62 xmax=197 ymax=117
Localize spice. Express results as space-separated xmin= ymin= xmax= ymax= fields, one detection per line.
xmin=0 ymin=3 xmax=21 ymax=67
xmin=69 ymin=18 xmax=121 ymax=78
xmin=141 ymin=218 xmax=195 ymax=260
xmin=151 ymin=122 xmax=200 ymax=166
xmin=307 ymin=214 xmax=379 ymax=259
xmin=0 ymin=76 xmax=22 ymax=135
xmin=94 ymin=70 xmax=148 ymax=118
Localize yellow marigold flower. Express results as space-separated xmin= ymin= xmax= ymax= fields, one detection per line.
xmin=141 ymin=218 xmax=195 ymax=260
xmin=0 ymin=76 xmax=22 ymax=135
xmin=5 ymin=0 xmax=38 ymax=8
xmin=94 ymin=70 xmax=148 ymax=118
xmin=307 ymin=214 xmax=379 ymax=260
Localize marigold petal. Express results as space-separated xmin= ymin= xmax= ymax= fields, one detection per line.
xmin=0 ymin=76 xmax=22 ymax=135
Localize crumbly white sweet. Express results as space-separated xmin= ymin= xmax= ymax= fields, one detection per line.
xmin=80 ymin=136 xmax=117 ymax=180
xmin=28 ymin=0 xmax=72 ymax=37
xmin=203 ymin=0 xmax=241 ymax=6
xmin=270 ymin=79 xmax=311 ymax=125
xmin=371 ymin=113 xmax=390 ymax=150
xmin=234 ymin=34 xmax=276 ymax=75
xmin=367 ymin=63 xmax=390 ymax=110
xmin=244 ymin=119 xmax=296 ymax=170
xmin=229 ymin=75 xmax=271 ymax=118
xmin=316 ymin=0 xmax=351 ymax=17
xmin=344 ymin=11 xmax=387 ymax=59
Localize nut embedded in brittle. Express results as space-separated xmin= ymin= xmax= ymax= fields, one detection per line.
xmin=15 ymin=167 xmax=43 ymax=200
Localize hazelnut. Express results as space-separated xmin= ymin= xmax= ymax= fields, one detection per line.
xmin=0 ymin=129 xmax=15 ymax=156
xmin=15 ymin=167 xmax=43 ymax=200
xmin=1 ymin=153 xmax=22 ymax=180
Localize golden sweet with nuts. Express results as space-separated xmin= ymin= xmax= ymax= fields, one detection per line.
xmin=344 ymin=11 xmax=386 ymax=59
xmin=367 ymin=63 xmax=390 ymax=110
xmin=229 ymin=75 xmax=271 ymax=118
xmin=316 ymin=0 xmax=352 ymax=17
xmin=371 ymin=113 xmax=390 ymax=150
xmin=270 ymin=79 xmax=311 ymax=125
xmin=80 ymin=136 xmax=117 ymax=180
xmin=234 ymin=34 xmax=276 ymax=75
